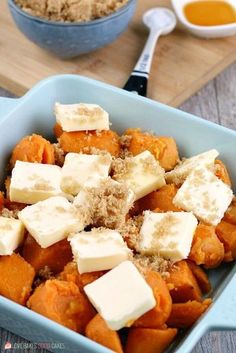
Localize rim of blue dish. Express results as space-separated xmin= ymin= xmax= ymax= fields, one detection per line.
xmin=8 ymin=0 xmax=136 ymax=26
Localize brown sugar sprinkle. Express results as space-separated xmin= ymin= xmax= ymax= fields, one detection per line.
xmin=119 ymin=134 xmax=133 ymax=159
xmin=76 ymin=178 xmax=133 ymax=229
xmin=82 ymin=146 xmax=111 ymax=156
xmin=53 ymin=143 xmax=65 ymax=166
xmin=118 ymin=214 xmax=144 ymax=250
xmin=112 ymin=157 xmax=135 ymax=179
xmin=0 ymin=207 xmax=19 ymax=219
xmin=132 ymin=254 xmax=172 ymax=279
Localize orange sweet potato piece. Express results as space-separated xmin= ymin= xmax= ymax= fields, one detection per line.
xmin=215 ymin=159 xmax=232 ymax=187
xmin=189 ymin=223 xmax=224 ymax=268
xmin=134 ymin=271 xmax=172 ymax=328
xmin=158 ymin=137 xmax=179 ymax=171
xmin=0 ymin=192 xmax=4 ymax=211
xmin=86 ymin=314 xmax=123 ymax=353
xmin=167 ymin=299 xmax=212 ymax=328
xmin=166 ymin=260 xmax=202 ymax=303
xmin=186 ymin=261 xmax=211 ymax=294
xmin=224 ymin=199 xmax=236 ymax=225
xmin=216 ymin=221 xmax=236 ymax=262
xmin=125 ymin=328 xmax=177 ymax=353
xmin=22 ymin=234 xmax=73 ymax=274
xmin=0 ymin=253 xmax=35 ymax=305
xmin=124 ymin=128 xmax=166 ymax=160
xmin=27 ymin=279 xmax=95 ymax=333
xmin=54 ymin=123 xmax=64 ymax=138
xmin=59 ymin=262 xmax=105 ymax=291
xmin=10 ymin=134 xmax=55 ymax=168
xmin=59 ymin=129 xmax=120 ymax=157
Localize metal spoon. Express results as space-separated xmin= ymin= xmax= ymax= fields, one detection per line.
xmin=124 ymin=8 xmax=177 ymax=97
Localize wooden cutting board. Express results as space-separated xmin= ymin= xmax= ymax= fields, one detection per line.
xmin=1 ymin=0 xmax=236 ymax=106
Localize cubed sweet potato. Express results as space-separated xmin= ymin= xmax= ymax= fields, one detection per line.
xmin=166 ymin=260 xmax=202 ymax=303
xmin=59 ymin=262 xmax=105 ymax=291
xmin=124 ymin=128 xmax=166 ymax=160
xmin=189 ymin=223 xmax=224 ymax=268
xmin=54 ymin=123 xmax=63 ymax=138
xmin=0 ymin=253 xmax=35 ymax=305
xmin=215 ymin=160 xmax=232 ymax=187
xmin=27 ymin=279 xmax=95 ymax=332
xmin=158 ymin=137 xmax=179 ymax=171
xmin=86 ymin=314 xmax=123 ymax=353
xmin=186 ymin=261 xmax=211 ymax=294
xmin=125 ymin=328 xmax=177 ymax=353
xmin=167 ymin=299 xmax=212 ymax=328
xmin=134 ymin=271 xmax=172 ymax=328
xmin=216 ymin=221 xmax=236 ymax=262
xmin=224 ymin=199 xmax=236 ymax=225
xmin=10 ymin=134 xmax=55 ymax=168
xmin=22 ymin=234 xmax=73 ymax=274
xmin=0 ymin=192 xmax=4 ymax=211
xmin=58 ymin=129 xmax=120 ymax=157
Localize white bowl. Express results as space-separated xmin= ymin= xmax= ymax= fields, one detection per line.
xmin=171 ymin=0 xmax=236 ymax=38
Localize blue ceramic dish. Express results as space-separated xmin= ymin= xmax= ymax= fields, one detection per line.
xmin=8 ymin=0 xmax=137 ymax=59
xmin=0 ymin=75 xmax=235 ymax=353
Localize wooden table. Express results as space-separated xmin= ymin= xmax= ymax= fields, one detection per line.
xmin=0 ymin=63 xmax=236 ymax=352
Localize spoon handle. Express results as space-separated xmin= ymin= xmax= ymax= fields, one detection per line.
xmin=123 ymin=30 xmax=161 ymax=97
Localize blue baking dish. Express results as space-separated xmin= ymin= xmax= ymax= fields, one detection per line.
xmin=0 ymin=75 xmax=235 ymax=353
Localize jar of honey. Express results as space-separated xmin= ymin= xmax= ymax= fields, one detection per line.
xmin=184 ymin=0 xmax=236 ymax=26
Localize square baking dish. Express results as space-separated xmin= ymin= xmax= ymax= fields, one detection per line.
xmin=0 ymin=75 xmax=235 ymax=353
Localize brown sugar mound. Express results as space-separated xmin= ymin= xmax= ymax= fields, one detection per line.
xmin=15 ymin=0 xmax=129 ymax=22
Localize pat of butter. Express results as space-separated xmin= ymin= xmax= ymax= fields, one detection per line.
xmin=0 ymin=217 xmax=24 ymax=255
xmin=113 ymin=150 xmax=166 ymax=201
xmin=10 ymin=161 xmax=63 ymax=204
xmin=61 ymin=153 xmax=112 ymax=196
xmin=84 ymin=261 xmax=156 ymax=330
xmin=166 ymin=149 xmax=219 ymax=185
xmin=139 ymin=211 xmax=198 ymax=262
xmin=70 ymin=228 xmax=130 ymax=274
xmin=173 ymin=167 xmax=233 ymax=226
xmin=55 ymin=102 xmax=110 ymax=132
xmin=18 ymin=196 xmax=85 ymax=248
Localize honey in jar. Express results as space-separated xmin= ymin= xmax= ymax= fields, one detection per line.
xmin=184 ymin=0 xmax=236 ymax=26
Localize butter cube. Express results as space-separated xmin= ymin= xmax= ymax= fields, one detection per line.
xmin=61 ymin=153 xmax=112 ymax=196
xmin=166 ymin=149 xmax=219 ymax=185
xmin=84 ymin=261 xmax=156 ymax=330
xmin=0 ymin=217 xmax=24 ymax=255
xmin=173 ymin=167 xmax=233 ymax=226
xmin=70 ymin=228 xmax=130 ymax=274
xmin=18 ymin=196 xmax=85 ymax=248
xmin=55 ymin=102 xmax=109 ymax=132
xmin=113 ymin=151 xmax=166 ymax=201
xmin=139 ymin=211 xmax=198 ymax=262
xmin=10 ymin=161 xmax=63 ymax=204
xmin=74 ymin=177 xmax=135 ymax=228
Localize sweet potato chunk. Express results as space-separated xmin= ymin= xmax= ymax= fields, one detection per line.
xmin=158 ymin=137 xmax=179 ymax=171
xmin=22 ymin=235 xmax=73 ymax=274
xmin=189 ymin=223 xmax=224 ymax=268
xmin=124 ymin=128 xmax=166 ymax=160
xmin=59 ymin=262 xmax=105 ymax=290
xmin=125 ymin=328 xmax=177 ymax=353
xmin=186 ymin=261 xmax=211 ymax=294
xmin=27 ymin=279 xmax=95 ymax=332
xmin=167 ymin=299 xmax=212 ymax=328
xmin=10 ymin=134 xmax=55 ymax=168
xmin=166 ymin=260 xmax=202 ymax=303
xmin=0 ymin=192 xmax=4 ymax=211
xmin=86 ymin=314 xmax=123 ymax=353
xmin=134 ymin=271 xmax=172 ymax=328
xmin=215 ymin=159 xmax=232 ymax=187
xmin=59 ymin=129 xmax=120 ymax=157
xmin=54 ymin=123 xmax=63 ymax=138
xmin=216 ymin=221 xmax=236 ymax=262
xmin=0 ymin=253 xmax=35 ymax=305
xmin=224 ymin=199 xmax=236 ymax=225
